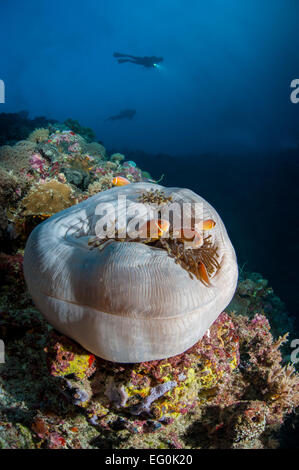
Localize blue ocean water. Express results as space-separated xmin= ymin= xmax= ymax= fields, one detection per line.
xmin=0 ymin=0 xmax=298 ymax=316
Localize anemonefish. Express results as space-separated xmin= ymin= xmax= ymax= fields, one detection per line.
xmin=196 ymin=219 xmax=216 ymax=231
xmin=198 ymin=261 xmax=211 ymax=286
xmin=138 ymin=218 xmax=170 ymax=239
xmin=173 ymin=227 xmax=203 ymax=249
xmin=112 ymin=176 xmax=131 ymax=186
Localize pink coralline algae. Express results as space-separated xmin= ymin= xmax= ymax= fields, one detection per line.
xmin=46 ymin=313 xmax=241 ymax=425
xmin=43 ymin=309 xmax=299 ymax=447
xmin=29 ymin=153 xmax=46 ymax=172
xmin=68 ymin=143 xmax=80 ymax=153
xmin=49 ymin=130 xmax=74 ymax=145
xmin=46 ymin=334 xmax=97 ymax=381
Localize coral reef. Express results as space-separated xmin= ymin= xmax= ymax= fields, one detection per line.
xmin=110 ymin=153 xmax=125 ymax=164
xmin=45 ymin=312 xmax=239 ymax=425
xmin=227 ymin=270 xmax=295 ymax=345
xmin=0 ymin=111 xmax=56 ymax=145
xmin=0 ymin=141 xmax=38 ymax=175
xmin=87 ymin=176 xmax=113 ymax=194
xmin=0 ymin=253 xmax=27 ymax=305
xmin=64 ymin=118 xmax=95 ymax=142
xmin=0 ymin=117 xmax=298 ymax=449
xmin=28 ymin=128 xmax=49 ymax=143
xmin=82 ymin=141 xmax=106 ymax=159
xmin=23 ymin=183 xmax=238 ymax=363
xmin=21 ymin=180 xmax=75 ymax=216
xmin=0 ymin=283 xmax=297 ymax=449
xmin=0 ymin=168 xmax=26 ymax=239
xmin=0 ymin=123 xmax=151 ymax=248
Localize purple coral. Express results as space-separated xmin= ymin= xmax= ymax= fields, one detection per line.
xmin=73 ymin=388 xmax=89 ymax=406
xmin=130 ymin=380 xmax=177 ymax=416
xmin=105 ymin=378 xmax=129 ymax=408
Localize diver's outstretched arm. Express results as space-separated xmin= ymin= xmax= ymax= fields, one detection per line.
xmin=113 ymin=52 xmax=139 ymax=59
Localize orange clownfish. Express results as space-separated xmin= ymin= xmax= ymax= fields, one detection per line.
xmin=198 ymin=261 xmax=211 ymax=286
xmin=138 ymin=218 xmax=170 ymax=239
xmin=112 ymin=176 xmax=131 ymax=186
xmin=197 ymin=219 xmax=216 ymax=231
xmin=173 ymin=227 xmax=203 ymax=249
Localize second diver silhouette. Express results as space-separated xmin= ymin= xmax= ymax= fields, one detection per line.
xmin=113 ymin=52 xmax=163 ymax=69
xmin=105 ymin=109 xmax=136 ymax=121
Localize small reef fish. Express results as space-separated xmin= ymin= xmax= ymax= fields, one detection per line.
xmin=112 ymin=176 xmax=131 ymax=186
xmin=198 ymin=261 xmax=211 ymax=287
xmin=138 ymin=218 xmax=170 ymax=240
xmin=173 ymin=227 xmax=203 ymax=249
xmin=196 ymin=219 xmax=216 ymax=231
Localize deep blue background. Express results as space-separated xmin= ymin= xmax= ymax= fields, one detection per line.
xmin=1 ymin=0 xmax=299 ymax=154
xmin=0 ymin=0 xmax=299 ymax=320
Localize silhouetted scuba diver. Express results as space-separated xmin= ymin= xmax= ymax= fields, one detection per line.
xmin=113 ymin=52 xmax=163 ymax=68
xmin=105 ymin=109 xmax=136 ymax=121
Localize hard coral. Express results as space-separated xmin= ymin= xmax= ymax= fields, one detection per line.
xmin=87 ymin=176 xmax=113 ymax=194
xmin=46 ymin=333 xmax=96 ymax=381
xmin=0 ymin=117 xmax=297 ymax=449
xmin=21 ymin=180 xmax=74 ymax=216
xmin=110 ymin=153 xmax=125 ymax=164
xmin=47 ymin=312 xmax=239 ymax=423
xmin=0 ymin=168 xmax=27 ymax=240
xmin=228 ymin=273 xmax=294 ymax=339
xmin=0 ymin=141 xmax=37 ymax=175
xmin=83 ymin=141 xmax=106 ymax=159
xmin=197 ymin=400 xmax=268 ymax=448
xmin=64 ymin=118 xmax=95 ymax=143
xmin=230 ymin=312 xmax=299 ymax=426
xmin=223 ymin=400 xmax=268 ymax=444
xmin=44 ymin=308 xmax=299 ymax=448
xmin=28 ymin=128 xmax=49 ymax=144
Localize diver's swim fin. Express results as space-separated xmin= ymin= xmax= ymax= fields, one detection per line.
xmin=113 ymin=52 xmax=125 ymax=58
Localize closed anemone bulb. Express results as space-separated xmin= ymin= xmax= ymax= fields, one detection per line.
xmin=23 ymin=183 xmax=238 ymax=363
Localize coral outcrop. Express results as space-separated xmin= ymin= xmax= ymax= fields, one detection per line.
xmin=0 ymin=124 xmax=153 ymax=247
xmin=0 ymin=141 xmax=37 ymax=175
xmin=0 ymin=117 xmax=298 ymax=449
xmin=28 ymin=128 xmax=49 ymax=143
xmin=0 ymin=111 xmax=56 ymax=145
xmin=0 ymin=286 xmax=297 ymax=449
xmin=46 ymin=312 xmax=239 ymax=424
xmin=21 ymin=180 xmax=74 ymax=216
xmin=64 ymin=118 xmax=95 ymax=142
